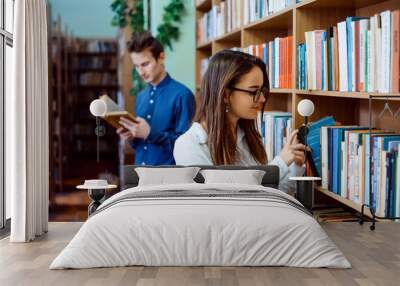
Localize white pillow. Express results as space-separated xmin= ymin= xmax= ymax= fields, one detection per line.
xmin=200 ymin=169 xmax=266 ymax=185
xmin=135 ymin=167 xmax=200 ymax=186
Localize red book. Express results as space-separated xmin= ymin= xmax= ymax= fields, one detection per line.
xmin=285 ymin=37 xmax=290 ymax=88
xmin=258 ymin=44 xmax=263 ymax=60
xmin=288 ymin=36 xmax=293 ymax=88
xmin=286 ymin=37 xmax=289 ymax=88
xmin=282 ymin=37 xmax=286 ymax=88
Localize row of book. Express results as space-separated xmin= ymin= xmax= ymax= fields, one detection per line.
xmin=198 ymin=35 xmax=293 ymax=88
xmin=196 ymin=0 xmax=302 ymax=44
xmin=74 ymin=57 xmax=117 ymax=70
xmin=76 ymin=139 xmax=111 ymax=153
xmin=77 ymin=40 xmax=117 ymax=53
xmin=243 ymin=36 xmax=293 ymax=89
xmin=297 ymin=10 xmax=400 ymax=93
xmin=244 ymin=0 xmax=300 ymax=25
xmin=319 ymin=127 xmax=400 ymax=218
xmin=79 ymin=72 xmax=118 ymax=86
xmin=196 ymin=0 xmax=242 ymax=44
xmin=257 ymin=111 xmax=292 ymax=161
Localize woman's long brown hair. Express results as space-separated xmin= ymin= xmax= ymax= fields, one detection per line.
xmin=196 ymin=50 xmax=270 ymax=165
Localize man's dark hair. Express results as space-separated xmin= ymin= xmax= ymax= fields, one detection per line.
xmin=127 ymin=31 xmax=164 ymax=60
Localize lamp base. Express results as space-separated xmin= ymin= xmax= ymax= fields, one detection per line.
xmin=289 ymin=177 xmax=321 ymax=210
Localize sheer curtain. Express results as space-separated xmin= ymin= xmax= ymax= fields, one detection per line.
xmin=8 ymin=0 xmax=49 ymax=242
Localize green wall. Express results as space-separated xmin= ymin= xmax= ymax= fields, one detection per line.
xmin=49 ymin=0 xmax=117 ymax=38
xmin=150 ymin=0 xmax=195 ymax=92
xmin=50 ymin=0 xmax=195 ymax=90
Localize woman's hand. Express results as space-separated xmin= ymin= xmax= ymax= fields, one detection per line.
xmin=116 ymin=117 xmax=151 ymax=141
xmin=279 ymin=130 xmax=306 ymax=167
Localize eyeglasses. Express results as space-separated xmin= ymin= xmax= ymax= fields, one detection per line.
xmin=228 ymin=86 xmax=268 ymax=103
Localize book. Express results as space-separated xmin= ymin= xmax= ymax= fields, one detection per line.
xmin=305 ymin=116 xmax=336 ymax=177
xmin=338 ymin=21 xmax=348 ymax=91
xmin=392 ymin=10 xmax=400 ymax=92
xmin=243 ymin=35 xmax=292 ymax=89
xmin=99 ymin=94 xmax=138 ymax=129
xmin=197 ymin=0 xmax=241 ymax=43
xmin=297 ymin=10 xmax=400 ymax=92
xmin=257 ymin=111 xmax=292 ymax=161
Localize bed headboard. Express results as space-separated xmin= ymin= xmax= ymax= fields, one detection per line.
xmin=122 ymin=165 xmax=280 ymax=189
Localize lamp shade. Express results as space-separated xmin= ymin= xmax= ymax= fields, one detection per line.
xmin=89 ymin=99 xmax=107 ymax=117
xmin=297 ymin=99 xmax=314 ymax=117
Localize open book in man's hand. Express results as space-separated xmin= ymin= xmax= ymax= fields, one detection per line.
xmin=99 ymin=94 xmax=138 ymax=129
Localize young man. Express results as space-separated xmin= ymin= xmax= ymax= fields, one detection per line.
xmin=117 ymin=31 xmax=195 ymax=165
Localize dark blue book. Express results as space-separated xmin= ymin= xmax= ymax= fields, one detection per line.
xmin=303 ymin=44 xmax=307 ymax=89
xmin=328 ymin=27 xmax=334 ymax=91
xmin=328 ymin=127 xmax=334 ymax=192
xmin=391 ymin=151 xmax=398 ymax=217
xmin=372 ymin=135 xmax=400 ymax=212
xmin=332 ymin=128 xmax=341 ymax=194
xmin=386 ymin=152 xmax=391 ymax=217
xmin=364 ymin=132 xmax=394 ymax=206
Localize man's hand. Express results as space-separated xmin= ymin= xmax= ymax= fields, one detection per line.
xmin=279 ymin=130 xmax=306 ymax=167
xmin=116 ymin=117 xmax=151 ymax=141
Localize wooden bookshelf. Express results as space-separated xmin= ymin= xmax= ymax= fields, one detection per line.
xmin=316 ymin=187 xmax=374 ymax=218
xmin=69 ymin=38 xmax=120 ymax=180
xmin=49 ymin=16 xmax=73 ymax=195
xmin=195 ymin=0 xmax=400 ymax=217
xmin=49 ymin=25 xmax=120 ymax=197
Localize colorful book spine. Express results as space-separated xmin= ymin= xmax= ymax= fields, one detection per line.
xmin=297 ymin=9 xmax=400 ymax=93
xmin=257 ymin=111 xmax=292 ymax=161
xmin=320 ymin=130 xmax=400 ymax=217
xmin=243 ymin=35 xmax=292 ymax=89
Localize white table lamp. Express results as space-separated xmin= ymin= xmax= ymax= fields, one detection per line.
xmin=89 ymin=99 xmax=107 ymax=117
xmin=290 ymin=99 xmax=320 ymax=210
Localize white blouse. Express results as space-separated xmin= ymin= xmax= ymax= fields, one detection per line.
xmin=173 ymin=122 xmax=304 ymax=194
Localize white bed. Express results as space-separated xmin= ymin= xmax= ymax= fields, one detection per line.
xmin=50 ymin=183 xmax=351 ymax=269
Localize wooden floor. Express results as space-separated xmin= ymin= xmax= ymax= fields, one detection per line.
xmin=0 ymin=222 xmax=399 ymax=286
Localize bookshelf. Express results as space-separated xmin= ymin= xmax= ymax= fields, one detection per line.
xmin=195 ymin=0 xmax=400 ymax=217
xmin=68 ymin=38 xmax=120 ymax=184
xmin=49 ymin=16 xmax=74 ymax=195
xmin=49 ymin=18 xmax=120 ymax=199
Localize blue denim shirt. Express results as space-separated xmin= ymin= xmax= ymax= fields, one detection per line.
xmin=129 ymin=74 xmax=195 ymax=165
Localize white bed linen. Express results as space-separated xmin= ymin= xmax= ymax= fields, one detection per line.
xmin=50 ymin=183 xmax=351 ymax=269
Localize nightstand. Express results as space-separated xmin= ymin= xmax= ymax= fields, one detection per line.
xmin=289 ymin=177 xmax=321 ymax=210
xmin=77 ymin=180 xmax=117 ymax=216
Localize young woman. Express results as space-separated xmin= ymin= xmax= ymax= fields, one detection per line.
xmin=173 ymin=50 xmax=305 ymax=193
